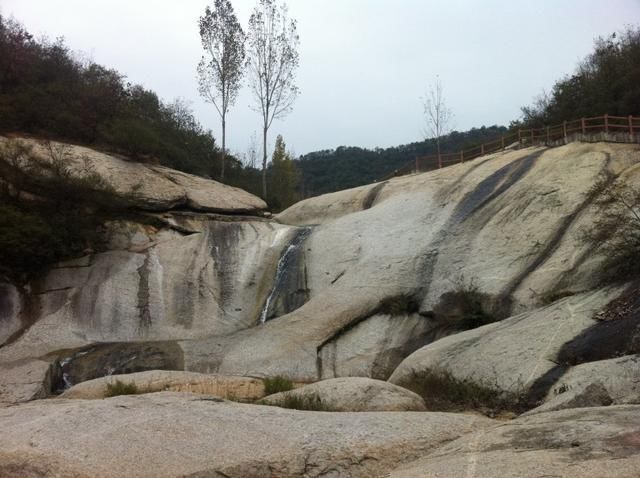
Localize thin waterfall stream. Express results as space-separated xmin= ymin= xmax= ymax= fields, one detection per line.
xmin=259 ymin=226 xmax=313 ymax=323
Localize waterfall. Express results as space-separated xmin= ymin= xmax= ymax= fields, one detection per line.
xmin=259 ymin=227 xmax=313 ymax=323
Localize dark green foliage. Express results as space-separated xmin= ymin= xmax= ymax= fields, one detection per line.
xmin=378 ymin=294 xmax=420 ymax=316
xmin=296 ymin=125 xmax=508 ymax=197
xmin=105 ymin=379 xmax=140 ymax=397
xmin=517 ymin=26 xmax=640 ymax=128
xmin=0 ymin=16 xmax=223 ymax=179
xmin=0 ymin=140 xmax=137 ymax=283
xmin=267 ymin=392 xmax=334 ymax=412
xmin=262 ymin=375 xmax=294 ymax=395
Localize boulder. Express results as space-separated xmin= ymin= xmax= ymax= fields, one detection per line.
xmin=0 ymin=392 xmax=491 ymax=477
xmin=1 ymin=137 xmax=266 ymax=213
xmin=0 ymin=359 xmax=57 ymax=407
xmin=61 ymin=370 xmax=266 ymax=401
xmin=389 ymin=405 xmax=640 ymax=477
xmin=527 ymin=354 xmax=640 ymax=414
xmin=388 ymin=287 xmax=624 ymax=410
xmin=261 ymin=377 xmax=427 ymax=411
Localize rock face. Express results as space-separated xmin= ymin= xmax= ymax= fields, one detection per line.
xmin=61 ymin=370 xmax=266 ymax=401
xmin=388 ymin=287 xmax=624 ymax=409
xmin=261 ymin=377 xmax=427 ymax=411
xmin=3 ymin=141 xmax=640 ymax=394
xmin=0 ymin=217 xmax=300 ymax=362
xmin=0 ymin=392 xmax=491 ymax=478
xmin=0 ymin=137 xmax=267 ymax=213
xmin=389 ymin=405 xmax=640 ymax=477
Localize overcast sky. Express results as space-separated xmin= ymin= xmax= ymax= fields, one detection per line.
xmin=3 ymin=1 xmax=639 ymax=157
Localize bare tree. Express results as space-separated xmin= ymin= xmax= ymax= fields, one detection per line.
xmin=246 ymin=0 xmax=300 ymax=199
xmin=198 ymin=0 xmax=245 ymax=180
xmin=423 ymin=77 xmax=453 ymax=168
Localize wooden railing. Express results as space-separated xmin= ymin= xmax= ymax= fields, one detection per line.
xmin=382 ymin=114 xmax=640 ymax=180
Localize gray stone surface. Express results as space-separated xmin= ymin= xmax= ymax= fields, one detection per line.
xmin=389 ymin=288 xmax=623 ymax=402
xmin=389 ymin=405 xmax=640 ymax=477
xmin=1 ymin=137 xmax=266 ymax=213
xmin=0 ymin=392 xmax=491 ymax=478
xmin=61 ymin=370 xmax=266 ymax=401
xmin=261 ymin=377 xmax=427 ymax=411
xmin=528 ymin=354 xmax=640 ymax=414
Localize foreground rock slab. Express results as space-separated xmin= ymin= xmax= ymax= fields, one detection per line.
xmin=389 ymin=405 xmax=640 ymax=477
xmin=61 ymin=370 xmax=266 ymax=401
xmin=262 ymin=377 xmax=427 ymax=411
xmin=0 ymin=392 xmax=491 ymax=478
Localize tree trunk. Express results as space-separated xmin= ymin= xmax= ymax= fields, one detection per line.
xmin=262 ymin=126 xmax=268 ymax=200
xmin=221 ymin=116 xmax=226 ymax=181
xmin=437 ymin=137 xmax=442 ymax=168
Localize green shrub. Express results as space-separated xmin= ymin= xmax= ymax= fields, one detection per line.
xmin=263 ymin=376 xmax=294 ymax=395
xmin=105 ymin=379 xmax=139 ymax=397
xmin=267 ymin=392 xmax=334 ymax=412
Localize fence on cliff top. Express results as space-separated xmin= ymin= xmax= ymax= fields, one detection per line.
xmin=382 ymin=114 xmax=640 ymax=180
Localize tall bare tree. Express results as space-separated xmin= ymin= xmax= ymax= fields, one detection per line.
xmin=423 ymin=77 xmax=453 ymax=168
xmin=198 ymin=0 xmax=245 ymax=180
xmin=246 ymin=0 xmax=300 ymax=199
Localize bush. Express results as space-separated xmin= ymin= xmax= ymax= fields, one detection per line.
xmin=581 ymin=171 xmax=640 ymax=284
xmin=105 ymin=379 xmax=139 ymax=397
xmin=406 ymin=369 xmax=526 ymax=415
xmin=263 ymin=376 xmax=294 ymax=395
xmin=0 ymin=139 xmax=138 ymax=282
xmin=433 ymin=278 xmax=497 ymax=330
xmin=266 ymin=392 xmax=334 ymax=412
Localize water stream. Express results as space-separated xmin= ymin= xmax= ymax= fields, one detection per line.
xmin=259 ymin=226 xmax=313 ymax=323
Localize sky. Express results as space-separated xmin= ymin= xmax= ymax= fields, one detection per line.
xmin=2 ymin=0 xmax=639 ymax=157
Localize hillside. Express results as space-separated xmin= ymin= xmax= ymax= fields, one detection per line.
xmin=295 ymin=125 xmax=507 ymax=196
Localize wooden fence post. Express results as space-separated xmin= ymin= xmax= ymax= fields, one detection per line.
xmin=460 ymin=150 xmax=463 ymax=163
xmin=415 ymin=156 xmax=419 ymax=173
xmin=530 ymin=129 xmax=534 ymax=145
xmin=581 ymin=118 xmax=586 ymax=135
xmin=518 ymin=129 xmax=522 ymax=147
xmin=546 ymin=126 xmax=550 ymax=145
xmin=480 ymin=144 xmax=484 ymax=155
xmin=563 ymin=121 xmax=567 ymax=144
xmin=604 ymin=114 xmax=609 ymax=134
xmin=630 ymin=115 xmax=635 ymax=142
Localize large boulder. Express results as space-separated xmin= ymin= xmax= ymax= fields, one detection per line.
xmin=388 ymin=287 xmax=624 ymax=411
xmin=0 ymin=137 xmax=267 ymax=213
xmin=261 ymin=377 xmax=427 ymax=411
xmin=389 ymin=405 xmax=640 ymax=477
xmin=61 ymin=370 xmax=266 ymax=401
xmin=0 ymin=359 xmax=57 ymax=407
xmin=0 ymin=392 xmax=491 ymax=478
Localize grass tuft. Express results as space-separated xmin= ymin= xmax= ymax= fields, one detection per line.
xmin=263 ymin=376 xmax=294 ymax=396
xmin=105 ymin=379 xmax=140 ymax=397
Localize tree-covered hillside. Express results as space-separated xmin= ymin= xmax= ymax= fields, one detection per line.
xmin=296 ymin=126 xmax=507 ymax=197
